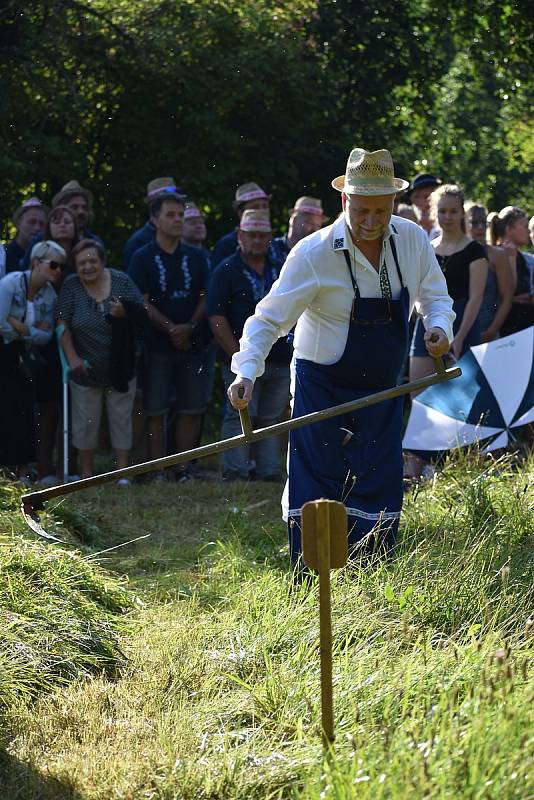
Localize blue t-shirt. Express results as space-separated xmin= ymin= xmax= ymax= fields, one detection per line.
xmin=269 ymin=235 xmax=290 ymax=268
xmin=123 ymin=221 xmax=156 ymax=270
xmin=129 ymin=240 xmax=209 ymax=352
xmin=206 ymin=250 xmax=292 ymax=365
xmin=212 ymin=230 xmax=238 ymax=267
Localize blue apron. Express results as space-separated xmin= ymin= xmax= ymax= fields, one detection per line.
xmin=288 ymin=234 xmax=410 ymax=565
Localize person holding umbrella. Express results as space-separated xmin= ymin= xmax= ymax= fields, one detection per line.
xmin=226 ymin=148 xmax=454 ymax=566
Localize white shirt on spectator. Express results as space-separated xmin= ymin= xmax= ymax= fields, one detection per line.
xmin=232 ymin=214 xmax=455 ymax=382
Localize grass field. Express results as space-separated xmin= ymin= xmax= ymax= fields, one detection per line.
xmin=0 ymin=450 xmax=532 ymax=799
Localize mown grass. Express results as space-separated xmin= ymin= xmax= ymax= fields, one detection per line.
xmin=1 ymin=452 xmax=533 ymax=799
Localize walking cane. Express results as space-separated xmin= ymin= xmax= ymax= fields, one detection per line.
xmin=56 ymin=324 xmax=70 ymax=482
xmin=21 ymin=349 xmax=460 ymax=539
xmin=301 ymin=499 xmax=347 ymax=743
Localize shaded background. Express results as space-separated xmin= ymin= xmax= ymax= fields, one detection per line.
xmin=1 ymin=0 xmax=532 ymax=263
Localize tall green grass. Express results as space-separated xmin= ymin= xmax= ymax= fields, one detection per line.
xmin=0 ymin=480 xmax=136 ymax=714
xmin=1 ymin=453 xmax=532 ymax=799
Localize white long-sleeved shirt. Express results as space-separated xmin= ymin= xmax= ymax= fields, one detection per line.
xmin=232 ymin=214 xmax=455 ymax=382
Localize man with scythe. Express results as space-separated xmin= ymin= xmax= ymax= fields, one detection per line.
xmin=227 ymin=148 xmax=455 ymax=566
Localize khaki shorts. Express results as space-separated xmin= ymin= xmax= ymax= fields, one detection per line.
xmin=70 ymin=379 xmax=136 ymax=450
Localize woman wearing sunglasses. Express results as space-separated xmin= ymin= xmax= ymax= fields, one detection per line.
xmin=0 ymin=240 xmax=64 ymax=481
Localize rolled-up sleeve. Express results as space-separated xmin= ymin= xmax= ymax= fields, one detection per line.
xmin=414 ymin=234 xmax=455 ymax=342
xmin=232 ymin=246 xmax=319 ymax=381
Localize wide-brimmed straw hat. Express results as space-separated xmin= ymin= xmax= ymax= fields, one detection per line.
xmin=144 ymin=177 xmax=184 ymax=203
xmin=52 ymin=180 xmax=93 ymax=208
xmin=291 ymin=196 xmax=329 ymax=220
xmin=234 ymin=182 xmax=270 ymax=208
xmin=332 ymin=149 xmax=409 ymax=195
xmin=239 ymin=209 xmax=272 ymax=233
xmin=13 ymin=197 xmax=49 ymax=224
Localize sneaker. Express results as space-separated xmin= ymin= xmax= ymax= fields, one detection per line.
xmin=117 ymin=478 xmax=131 ymax=487
xmin=38 ymin=474 xmax=59 ymax=487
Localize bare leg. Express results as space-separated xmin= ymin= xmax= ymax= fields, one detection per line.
xmin=147 ymin=415 xmax=166 ymax=462
xmin=175 ymin=413 xmax=202 ymax=473
xmin=114 ymin=448 xmax=130 ymax=470
xmin=78 ymin=449 xmax=96 ymax=478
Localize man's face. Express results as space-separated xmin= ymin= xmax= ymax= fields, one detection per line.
xmin=182 ymin=215 xmax=207 ymax=245
xmin=410 ymin=186 xmax=435 ymax=212
xmin=238 ymin=229 xmax=271 ymax=260
xmin=17 ymin=209 xmax=47 ymax=244
xmin=155 ymin=200 xmax=184 ymax=238
xmin=66 ymin=194 xmax=90 ymax=228
xmin=342 ymin=193 xmax=394 ymax=242
xmin=290 ymin=211 xmax=324 ymax=243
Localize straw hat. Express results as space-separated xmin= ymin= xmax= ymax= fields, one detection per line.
xmin=184 ymin=202 xmax=204 ymax=220
xmin=239 ymin=210 xmax=272 ymax=233
xmin=13 ymin=197 xmax=49 ymax=225
xmin=291 ymin=196 xmax=328 ymax=219
xmin=145 ymin=177 xmax=184 ymax=203
xmin=52 ymin=180 xmax=93 ymax=208
xmin=234 ymin=182 xmax=269 ymax=208
xmin=332 ymin=149 xmax=409 ymax=195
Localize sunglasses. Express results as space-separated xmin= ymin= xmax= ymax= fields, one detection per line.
xmin=351 ymin=297 xmax=392 ymax=325
xmin=39 ymin=258 xmax=63 ymax=271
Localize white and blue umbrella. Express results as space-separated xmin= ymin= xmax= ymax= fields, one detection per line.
xmin=403 ymin=326 xmax=534 ymax=453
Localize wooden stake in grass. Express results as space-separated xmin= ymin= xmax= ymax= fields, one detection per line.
xmin=301 ymin=499 xmax=348 ymax=743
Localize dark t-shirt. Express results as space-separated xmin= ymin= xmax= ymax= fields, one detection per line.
xmin=206 ymin=250 xmax=292 ymax=365
xmin=123 ymin=221 xmax=156 ymax=270
xmin=435 ymin=240 xmax=486 ymax=300
xmin=128 ymin=240 xmax=209 ymax=352
xmin=56 ymin=269 xmax=144 ymax=387
xmin=212 ymin=230 xmax=238 ymax=267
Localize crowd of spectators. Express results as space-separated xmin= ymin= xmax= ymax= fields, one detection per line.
xmin=1 ymin=173 xmax=533 ymax=486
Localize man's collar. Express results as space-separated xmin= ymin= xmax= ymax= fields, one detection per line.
xmin=331 ymin=215 xmax=398 ymax=251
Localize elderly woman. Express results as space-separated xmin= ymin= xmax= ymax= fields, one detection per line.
xmin=57 ymin=239 xmax=147 ymax=480
xmin=0 ymin=240 xmax=64 ymax=478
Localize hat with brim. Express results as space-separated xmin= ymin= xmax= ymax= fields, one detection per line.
xmin=145 ymin=177 xmax=185 ymax=204
xmin=184 ymin=202 xmax=204 ymax=220
xmin=332 ymin=148 xmax=409 ymax=195
xmin=239 ymin=209 xmax=272 ymax=233
xmin=13 ymin=198 xmax=49 ymax=225
xmin=291 ymin=196 xmax=329 ymax=220
xmin=405 ymin=173 xmax=442 ymax=201
xmin=52 ymin=180 xmax=93 ymax=208
xmin=234 ymin=182 xmax=270 ymax=207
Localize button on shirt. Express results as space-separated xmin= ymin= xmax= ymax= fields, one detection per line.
xmin=232 ymin=214 xmax=455 ymax=381
xmin=128 ymin=240 xmax=209 ymax=352
xmin=207 ymin=250 xmax=292 ymax=365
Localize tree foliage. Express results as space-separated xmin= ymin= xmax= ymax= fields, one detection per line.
xmin=0 ymin=0 xmax=532 ymax=259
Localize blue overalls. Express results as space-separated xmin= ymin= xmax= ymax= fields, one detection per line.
xmin=287 ymin=234 xmax=410 ymax=565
